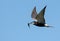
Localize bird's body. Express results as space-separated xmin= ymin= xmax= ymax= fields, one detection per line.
xmin=33 ymin=21 xmax=45 ymax=27
xmin=28 ymin=5 xmax=51 ymax=27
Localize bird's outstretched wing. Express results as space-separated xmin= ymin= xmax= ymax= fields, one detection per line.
xmin=31 ymin=6 xmax=37 ymax=21
xmin=35 ymin=6 xmax=47 ymax=24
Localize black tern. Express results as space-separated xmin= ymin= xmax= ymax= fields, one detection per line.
xmin=28 ymin=6 xmax=51 ymax=27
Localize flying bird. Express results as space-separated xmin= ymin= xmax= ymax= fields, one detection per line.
xmin=28 ymin=6 xmax=51 ymax=28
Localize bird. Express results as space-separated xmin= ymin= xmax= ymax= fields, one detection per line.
xmin=28 ymin=6 xmax=51 ymax=28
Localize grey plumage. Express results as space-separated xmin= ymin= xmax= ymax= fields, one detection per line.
xmin=31 ymin=6 xmax=47 ymax=24
xmin=31 ymin=6 xmax=37 ymax=19
xmin=28 ymin=5 xmax=52 ymax=27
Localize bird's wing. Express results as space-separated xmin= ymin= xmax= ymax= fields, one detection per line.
xmin=35 ymin=6 xmax=47 ymax=24
xmin=31 ymin=6 xmax=37 ymax=21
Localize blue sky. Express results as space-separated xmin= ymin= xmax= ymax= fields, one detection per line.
xmin=0 ymin=0 xmax=60 ymax=41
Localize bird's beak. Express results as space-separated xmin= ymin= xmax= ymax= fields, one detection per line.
xmin=28 ymin=23 xmax=30 ymax=28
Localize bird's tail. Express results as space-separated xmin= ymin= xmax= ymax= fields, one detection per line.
xmin=46 ymin=26 xmax=54 ymax=28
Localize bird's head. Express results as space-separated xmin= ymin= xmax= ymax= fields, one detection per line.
xmin=28 ymin=21 xmax=35 ymax=28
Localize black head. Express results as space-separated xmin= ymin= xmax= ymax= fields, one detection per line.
xmin=28 ymin=21 xmax=36 ymax=27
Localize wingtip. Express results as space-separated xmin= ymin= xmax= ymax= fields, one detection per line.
xmin=44 ymin=5 xmax=47 ymax=9
xmin=34 ymin=6 xmax=36 ymax=9
xmin=45 ymin=5 xmax=47 ymax=7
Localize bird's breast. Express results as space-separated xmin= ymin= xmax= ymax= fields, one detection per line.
xmin=34 ymin=22 xmax=45 ymax=26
